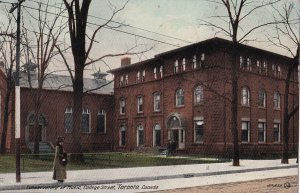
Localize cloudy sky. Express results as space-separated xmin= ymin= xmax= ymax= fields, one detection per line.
xmin=0 ymin=0 xmax=299 ymax=79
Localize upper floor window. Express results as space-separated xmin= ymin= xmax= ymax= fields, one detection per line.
xmin=176 ymin=88 xmax=184 ymax=107
xmin=200 ymin=53 xmax=205 ymax=66
xmin=125 ymin=74 xmax=128 ymax=85
xmin=153 ymin=92 xmax=161 ymax=112
xmin=193 ymin=55 xmax=197 ymax=69
xmin=119 ymin=76 xmax=124 ymax=87
xmin=64 ymin=107 xmax=73 ymax=133
xmin=142 ymin=70 xmax=145 ymax=81
xmin=263 ymin=61 xmax=267 ymax=74
xmin=82 ymin=108 xmax=91 ymax=133
xmin=120 ymin=98 xmax=126 ymax=114
xmin=272 ymin=64 xmax=281 ymax=78
xmin=241 ymin=87 xmax=250 ymax=106
xmin=182 ymin=58 xmax=186 ymax=71
xmin=274 ymin=91 xmax=280 ymax=109
xmin=240 ymin=56 xmax=251 ymax=71
xmin=174 ymin=60 xmax=179 ymax=73
xmin=136 ymin=71 xmax=140 ymax=82
xmin=159 ymin=66 xmax=163 ymax=77
xmin=194 ymin=85 xmax=204 ymax=105
xmin=258 ymin=89 xmax=266 ymax=107
xmin=97 ymin=110 xmax=106 ymax=133
xmin=137 ymin=96 xmax=143 ymax=113
xmin=154 ymin=67 xmax=157 ymax=79
xmin=257 ymin=60 xmax=262 ymax=74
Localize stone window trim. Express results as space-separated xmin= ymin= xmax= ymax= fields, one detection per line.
xmin=241 ymin=119 xmax=250 ymax=143
xmin=258 ymin=120 xmax=266 ymax=143
xmin=194 ymin=117 xmax=204 ymax=143
xmin=153 ymin=123 xmax=161 ymax=147
xmin=136 ymin=124 xmax=144 ymax=147
xmin=119 ymin=124 xmax=126 ymax=146
xmin=258 ymin=88 xmax=266 ymax=108
xmin=119 ymin=97 xmax=126 ymax=115
xmin=153 ymin=91 xmax=161 ymax=112
xmin=194 ymin=85 xmax=204 ymax=105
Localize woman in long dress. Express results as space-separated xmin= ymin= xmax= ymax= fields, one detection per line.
xmin=53 ymin=136 xmax=67 ymax=183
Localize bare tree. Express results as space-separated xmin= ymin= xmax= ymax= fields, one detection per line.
xmin=268 ymin=0 xmax=299 ymax=164
xmin=202 ymin=0 xmax=280 ymax=166
xmin=21 ymin=1 xmax=66 ymax=154
xmin=58 ymin=0 xmax=151 ymax=162
xmin=0 ymin=8 xmax=17 ymax=154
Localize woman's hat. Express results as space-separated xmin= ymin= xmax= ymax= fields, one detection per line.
xmin=56 ymin=136 xmax=65 ymax=142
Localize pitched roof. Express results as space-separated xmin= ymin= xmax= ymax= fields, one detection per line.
xmin=19 ymin=72 xmax=114 ymax=95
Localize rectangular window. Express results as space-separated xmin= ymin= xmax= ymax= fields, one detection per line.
xmin=120 ymin=99 xmax=125 ymax=114
xmin=154 ymin=93 xmax=161 ymax=112
xmin=137 ymin=96 xmax=143 ymax=113
xmin=138 ymin=130 xmax=144 ymax=146
xmin=258 ymin=122 xmax=266 ymax=142
xmin=121 ymin=130 xmax=126 ymax=146
xmin=97 ymin=110 xmax=105 ymax=133
xmin=273 ymin=123 xmax=280 ymax=142
xmin=64 ymin=108 xmax=73 ymax=133
xmin=194 ymin=121 xmax=204 ymax=142
xmin=82 ymin=108 xmax=90 ymax=133
xmin=155 ymin=130 xmax=161 ymax=146
xmin=241 ymin=121 xmax=250 ymax=142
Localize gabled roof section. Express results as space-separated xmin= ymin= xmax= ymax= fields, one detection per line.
xmin=20 ymin=72 xmax=114 ymax=95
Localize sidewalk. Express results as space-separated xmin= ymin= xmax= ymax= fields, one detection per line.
xmin=0 ymin=159 xmax=297 ymax=192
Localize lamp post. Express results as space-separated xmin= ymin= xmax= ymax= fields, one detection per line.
xmin=10 ymin=0 xmax=25 ymax=183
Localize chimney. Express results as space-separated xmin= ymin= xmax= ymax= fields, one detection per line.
xmin=121 ymin=57 xmax=131 ymax=66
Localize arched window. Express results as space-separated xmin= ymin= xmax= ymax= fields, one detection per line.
xmin=97 ymin=110 xmax=106 ymax=133
xmin=137 ymin=124 xmax=144 ymax=147
xmin=258 ymin=89 xmax=266 ymax=107
xmin=241 ymin=87 xmax=250 ymax=106
xmin=176 ymin=88 xmax=184 ymax=107
xmin=153 ymin=124 xmax=161 ymax=147
xmin=82 ymin=108 xmax=91 ymax=133
xmin=64 ymin=107 xmax=73 ymax=133
xmin=274 ymin=91 xmax=280 ymax=109
xmin=194 ymin=85 xmax=204 ymax=105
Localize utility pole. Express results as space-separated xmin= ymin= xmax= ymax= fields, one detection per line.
xmin=10 ymin=0 xmax=25 ymax=183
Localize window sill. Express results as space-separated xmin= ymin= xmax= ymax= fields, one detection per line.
xmin=175 ymin=105 xmax=184 ymax=108
xmin=274 ymin=108 xmax=281 ymax=111
xmin=258 ymin=106 xmax=266 ymax=109
xmin=241 ymin=105 xmax=250 ymax=108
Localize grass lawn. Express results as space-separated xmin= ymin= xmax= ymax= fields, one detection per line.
xmin=0 ymin=152 xmax=226 ymax=173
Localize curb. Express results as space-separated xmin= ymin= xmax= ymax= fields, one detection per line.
xmin=0 ymin=164 xmax=297 ymax=191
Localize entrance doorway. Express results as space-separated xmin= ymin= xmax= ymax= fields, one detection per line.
xmin=25 ymin=113 xmax=48 ymax=143
xmin=166 ymin=113 xmax=186 ymax=149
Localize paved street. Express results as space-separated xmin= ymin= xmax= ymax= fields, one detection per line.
xmin=156 ymin=176 xmax=298 ymax=193
xmin=0 ymin=159 xmax=297 ymax=193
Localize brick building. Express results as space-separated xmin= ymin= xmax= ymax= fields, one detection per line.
xmin=1 ymin=63 xmax=115 ymax=153
xmin=1 ymin=37 xmax=298 ymax=155
xmin=110 ymin=37 xmax=298 ymax=155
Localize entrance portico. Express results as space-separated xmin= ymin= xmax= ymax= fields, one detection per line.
xmin=166 ymin=113 xmax=186 ymax=149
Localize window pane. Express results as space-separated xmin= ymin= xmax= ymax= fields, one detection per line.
xmin=64 ymin=113 xmax=72 ymax=133
xmin=82 ymin=114 xmax=89 ymax=132
xmin=97 ymin=114 xmax=105 ymax=133
xmin=155 ymin=130 xmax=161 ymax=146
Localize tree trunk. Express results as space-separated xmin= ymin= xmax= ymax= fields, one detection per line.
xmin=231 ymin=43 xmax=240 ymax=166
xmin=70 ymin=64 xmax=84 ymax=163
xmin=0 ymin=83 xmax=12 ymax=153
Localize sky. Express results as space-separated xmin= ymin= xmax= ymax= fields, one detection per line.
xmin=0 ymin=0 xmax=299 ymax=79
